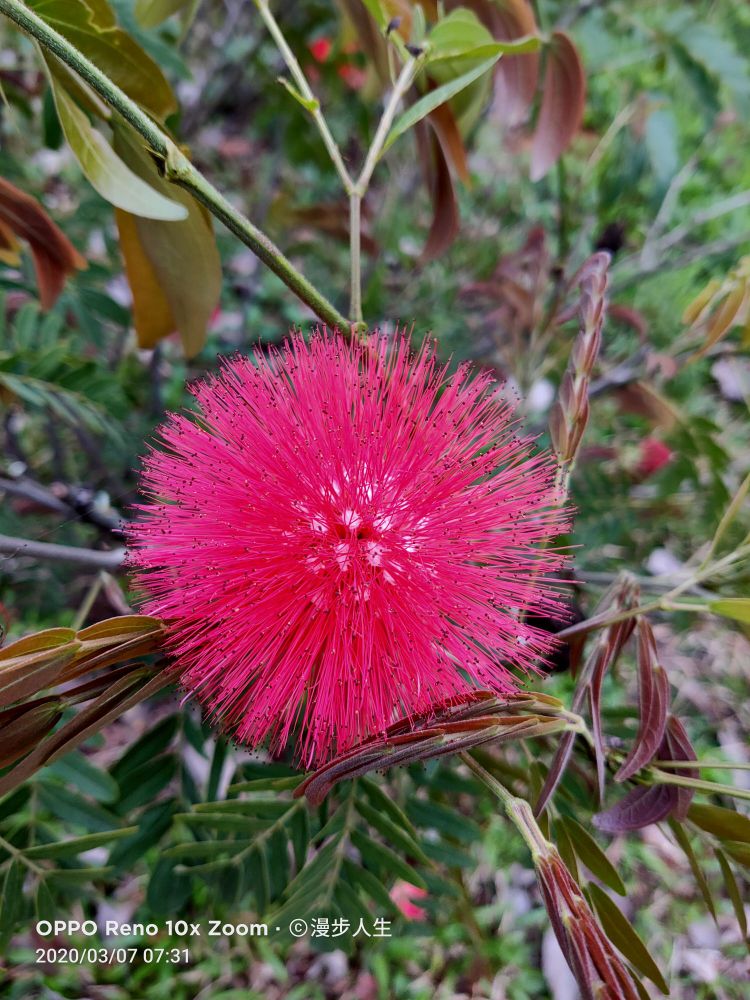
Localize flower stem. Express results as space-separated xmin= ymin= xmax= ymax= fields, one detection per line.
xmin=355 ymin=57 xmax=420 ymax=197
xmin=557 ymin=542 xmax=750 ymax=640
xmin=349 ymin=192 xmax=363 ymax=323
xmin=460 ymin=751 xmax=551 ymax=859
xmin=253 ymin=0 xmax=354 ymax=194
xmin=0 ymin=0 xmax=349 ymax=332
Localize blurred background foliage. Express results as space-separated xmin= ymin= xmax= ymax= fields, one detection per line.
xmin=1 ymin=1 xmax=749 ymax=997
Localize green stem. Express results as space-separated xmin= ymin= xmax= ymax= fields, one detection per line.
xmin=0 ymin=0 xmax=348 ymax=331
xmin=557 ymin=543 xmax=750 ymax=640
xmin=0 ymin=833 xmax=44 ymax=876
xmin=254 ymin=0 xmax=354 ymax=194
xmin=460 ymin=752 xmax=551 ymax=859
xmin=349 ymin=192 xmax=363 ymax=323
xmin=355 ymin=57 xmax=419 ymax=196
xmin=648 ymin=770 xmax=750 ymax=803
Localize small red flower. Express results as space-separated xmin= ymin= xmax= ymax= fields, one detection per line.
xmin=308 ymin=37 xmax=332 ymax=63
xmin=637 ymin=437 xmax=673 ymax=478
xmin=128 ymin=331 xmax=569 ymax=767
xmin=337 ymin=63 xmax=367 ymax=90
xmin=390 ymin=880 xmax=428 ymax=921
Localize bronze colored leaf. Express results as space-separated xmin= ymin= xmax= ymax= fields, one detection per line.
xmin=0 ymin=626 xmax=75 ymax=660
xmin=529 ymin=31 xmax=585 ymax=182
xmin=0 ymin=701 xmax=63 ymax=768
xmin=615 ymin=380 xmax=678 ymax=430
xmin=298 ymin=690 xmax=569 ymax=805
xmin=0 ymin=667 xmax=170 ymax=796
xmin=0 ymin=177 xmax=86 ymax=308
xmin=113 ymin=126 xmax=221 ymax=356
xmin=0 ymin=649 xmax=76 ymax=709
xmin=116 ymin=208 xmax=175 ymax=349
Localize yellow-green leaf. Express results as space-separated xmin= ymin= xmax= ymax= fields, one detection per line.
xmin=50 ymin=82 xmax=187 ymax=221
xmin=135 ymin=0 xmax=192 ymax=29
xmin=709 ymin=599 xmax=750 ymax=624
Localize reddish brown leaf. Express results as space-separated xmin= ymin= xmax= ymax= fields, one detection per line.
xmin=0 ymin=701 xmax=62 ymax=768
xmin=529 ymin=32 xmax=586 ymax=181
xmin=615 ymin=619 xmax=670 ymax=782
xmin=662 ymin=715 xmax=698 ymax=821
xmin=428 ymin=101 xmax=470 ymax=184
xmin=0 ymin=176 xmax=86 ymax=307
xmin=420 ymin=132 xmax=460 ymax=261
xmin=593 ymin=784 xmax=677 ymax=834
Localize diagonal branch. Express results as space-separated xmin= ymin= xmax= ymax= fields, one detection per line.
xmin=0 ymin=0 xmax=349 ymax=331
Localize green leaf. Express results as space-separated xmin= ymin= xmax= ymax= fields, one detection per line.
xmin=428 ymin=9 xmax=539 ymax=63
xmin=668 ymin=819 xmax=716 ymax=920
xmin=30 ymin=0 xmax=176 ymax=119
xmin=715 ymin=849 xmax=748 ymax=944
xmin=361 ymin=778 xmax=417 ymax=835
xmin=355 ymin=798 xmax=429 ymax=864
xmin=38 ymin=783 xmax=121 ymax=833
xmin=147 ymin=857 xmax=192 ymax=915
xmin=46 ymin=751 xmax=119 ymax=803
xmin=193 ymin=799 xmax=291 ymax=819
xmin=115 ymin=754 xmax=176 ymax=813
xmin=351 ymin=829 xmax=426 ymax=888
xmin=708 ymin=598 xmax=750 ymax=624
xmin=342 ymin=857 xmax=395 ymax=913
xmin=588 ymin=883 xmax=669 ymax=994
xmin=0 ymin=859 xmax=24 ymax=948
xmin=108 ymin=798 xmax=177 ymax=869
xmin=229 ymin=775 xmax=304 ymax=794
xmin=175 ymin=812 xmax=270 ymax=834
xmin=110 ymin=715 xmax=178 ymax=783
xmin=47 ymin=865 xmax=114 ymax=883
xmin=406 ymin=798 xmax=482 ymax=845
xmin=245 ymin=846 xmax=270 ymax=915
xmin=277 ymin=76 xmax=319 ymax=113
xmin=384 ymin=56 xmax=500 ymax=153
xmin=722 ymin=840 xmax=750 ymax=868
xmin=163 ymin=839 xmax=255 ymax=861
xmin=25 ymin=827 xmax=137 ymax=859
xmin=645 ymin=108 xmax=679 ymax=185
xmin=35 ymin=880 xmax=56 ymax=923
xmin=48 ymin=80 xmax=187 ymax=220
xmin=134 ymin=0 xmax=191 ymax=29
xmin=688 ymin=803 xmax=750 ymax=843
xmin=560 ymin=816 xmax=626 ymax=896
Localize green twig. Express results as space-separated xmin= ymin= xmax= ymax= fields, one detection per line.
xmin=460 ymin=752 xmax=551 ymax=858
xmin=0 ymin=0 xmax=348 ymax=331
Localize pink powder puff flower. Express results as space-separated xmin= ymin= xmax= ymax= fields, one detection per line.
xmin=127 ymin=331 xmax=570 ymax=767
xmin=390 ymin=880 xmax=429 ymax=921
